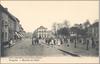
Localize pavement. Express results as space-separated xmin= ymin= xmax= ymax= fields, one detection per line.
xmin=54 ymin=43 xmax=98 ymax=57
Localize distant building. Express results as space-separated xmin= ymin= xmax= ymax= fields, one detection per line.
xmin=24 ymin=32 xmax=32 ymax=38
xmin=33 ymin=26 xmax=48 ymax=39
xmin=33 ymin=26 xmax=54 ymax=39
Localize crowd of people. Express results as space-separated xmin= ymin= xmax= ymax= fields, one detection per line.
xmin=32 ymin=37 xmax=63 ymax=46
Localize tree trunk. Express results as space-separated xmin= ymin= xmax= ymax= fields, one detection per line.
xmin=86 ymin=40 xmax=89 ymax=50
xmin=74 ymin=37 xmax=77 ymax=48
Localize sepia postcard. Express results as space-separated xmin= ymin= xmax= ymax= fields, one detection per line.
xmin=0 ymin=0 xmax=99 ymax=64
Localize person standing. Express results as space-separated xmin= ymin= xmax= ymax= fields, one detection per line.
xmin=8 ymin=39 xmax=13 ymax=48
xmin=57 ymin=39 xmax=61 ymax=46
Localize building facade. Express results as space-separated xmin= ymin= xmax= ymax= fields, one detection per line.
xmin=69 ymin=20 xmax=99 ymax=50
xmin=0 ymin=6 xmax=9 ymax=44
xmin=33 ymin=26 xmax=48 ymax=39
xmin=0 ymin=4 xmax=25 ymax=48
xmin=33 ymin=26 xmax=54 ymax=39
xmin=87 ymin=21 xmax=99 ymax=49
xmin=0 ymin=5 xmax=9 ymax=56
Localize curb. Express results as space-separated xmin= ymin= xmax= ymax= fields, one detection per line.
xmin=58 ymin=48 xmax=80 ymax=57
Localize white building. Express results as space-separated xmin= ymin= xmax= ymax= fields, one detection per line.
xmin=33 ymin=26 xmax=47 ymax=38
xmin=33 ymin=26 xmax=54 ymax=39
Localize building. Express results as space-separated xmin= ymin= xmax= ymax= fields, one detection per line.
xmin=0 ymin=4 xmax=25 ymax=56
xmin=87 ymin=21 xmax=99 ymax=49
xmin=69 ymin=20 xmax=99 ymax=50
xmin=33 ymin=26 xmax=54 ymax=39
xmin=0 ymin=5 xmax=9 ymax=45
xmin=33 ymin=26 xmax=48 ymax=39
xmin=8 ymin=14 xmax=16 ymax=41
xmin=0 ymin=6 xmax=9 ymax=56
xmin=0 ymin=4 xmax=25 ymax=47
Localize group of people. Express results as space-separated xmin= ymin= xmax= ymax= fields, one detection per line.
xmin=3 ymin=38 xmax=13 ymax=48
xmin=45 ymin=38 xmax=63 ymax=46
xmin=32 ymin=37 xmax=63 ymax=46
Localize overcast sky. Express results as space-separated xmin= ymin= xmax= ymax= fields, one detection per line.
xmin=1 ymin=1 xmax=99 ymax=32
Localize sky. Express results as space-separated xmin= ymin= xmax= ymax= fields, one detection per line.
xmin=1 ymin=1 xmax=99 ymax=32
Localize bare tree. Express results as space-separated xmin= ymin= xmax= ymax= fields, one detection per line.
xmin=52 ymin=22 xmax=57 ymax=36
xmin=84 ymin=19 xmax=91 ymax=28
xmin=63 ymin=20 xmax=70 ymax=28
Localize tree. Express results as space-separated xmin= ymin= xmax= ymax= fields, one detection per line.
xmin=83 ymin=20 xmax=91 ymax=50
xmin=52 ymin=22 xmax=57 ymax=36
xmin=70 ymin=27 xmax=78 ymax=48
xmin=63 ymin=20 xmax=70 ymax=28
xmin=84 ymin=19 xmax=91 ymax=28
xmin=57 ymin=27 xmax=70 ymax=38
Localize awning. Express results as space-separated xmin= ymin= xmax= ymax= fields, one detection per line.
xmin=15 ymin=32 xmax=21 ymax=38
xmin=20 ymin=34 xmax=23 ymax=37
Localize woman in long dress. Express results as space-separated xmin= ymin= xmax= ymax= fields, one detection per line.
xmin=57 ymin=39 xmax=61 ymax=46
xmin=50 ymin=39 xmax=54 ymax=45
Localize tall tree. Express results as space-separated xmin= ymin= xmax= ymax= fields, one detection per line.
xmin=63 ymin=20 xmax=70 ymax=28
xmin=84 ymin=19 xmax=91 ymax=28
xmin=52 ymin=22 xmax=57 ymax=36
xmin=57 ymin=27 xmax=70 ymax=38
